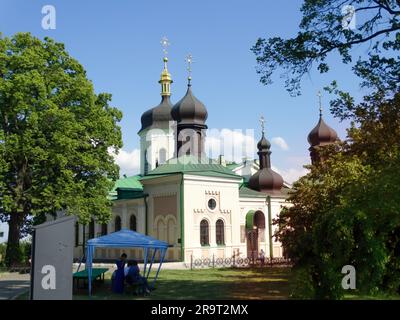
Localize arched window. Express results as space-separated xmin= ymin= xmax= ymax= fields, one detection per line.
xmin=101 ymin=223 xmax=108 ymax=236
xmin=159 ymin=148 xmax=167 ymax=165
xmin=157 ymin=219 xmax=166 ymax=241
xmin=216 ymin=219 xmax=225 ymax=245
xmin=167 ymin=218 xmax=176 ymax=245
xmin=89 ymin=219 xmax=95 ymax=239
xmin=144 ymin=150 xmax=149 ymax=175
xmin=130 ymin=215 xmax=137 ymax=231
xmin=115 ymin=216 xmax=121 ymax=232
xmin=200 ymin=220 xmax=209 ymax=246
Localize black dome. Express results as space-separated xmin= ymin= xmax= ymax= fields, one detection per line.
xmin=171 ymin=85 xmax=208 ymax=125
xmin=248 ymin=131 xmax=283 ymax=195
xmin=248 ymin=168 xmax=284 ymax=195
xmin=139 ymin=96 xmax=173 ymax=133
xmin=307 ymin=116 xmax=338 ymax=147
xmin=257 ymin=134 xmax=271 ymax=150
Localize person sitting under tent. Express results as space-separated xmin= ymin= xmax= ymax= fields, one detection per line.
xmin=112 ymin=253 xmax=127 ymax=294
xmin=125 ymin=260 xmax=151 ymax=294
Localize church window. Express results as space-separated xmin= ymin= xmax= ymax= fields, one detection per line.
xmin=89 ymin=219 xmax=95 ymax=239
xmin=157 ymin=219 xmax=166 ymax=241
xmin=240 ymin=225 xmax=246 ymax=243
xmin=115 ymin=216 xmax=121 ymax=232
xmin=101 ymin=223 xmax=108 ymax=236
xmin=200 ymin=219 xmax=209 ymax=246
xmin=167 ymin=218 xmax=176 ymax=245
xmin=216 ymin=219 xmax=225 ymax=245
xmin=159 ymin=148 xmax=167 ymax=165
xmin=144 ymin=150 xmax=149 ymax=175
xmin=130 ymin=214 xmax=137 ymax=231
xmin=207 ymin=198 xmax=217 ymax=211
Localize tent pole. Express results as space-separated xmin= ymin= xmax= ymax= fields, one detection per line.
xmin=143 ymin=248 xmax=149 ymax=276
xmin=87 ymin=246 xmax=93 ymax=296
xmin=146 ymin=248 xmax=157 ymax=279
xmin=151 ymin=248 xmax=166 ymax=289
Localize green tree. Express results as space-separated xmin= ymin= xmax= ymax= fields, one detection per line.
xmin=252 ymin=0 xmax=400 ymax=299
xmin=276 ymin=93 xmax=400 ymax=298
xmin=0 ymin=33 xmax=123 ymax=266
xmin=252 ymin=0 xmax=400 ymax=98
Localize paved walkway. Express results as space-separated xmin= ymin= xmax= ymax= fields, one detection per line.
xmin=0 ymin=273 xmax=30 ymax=300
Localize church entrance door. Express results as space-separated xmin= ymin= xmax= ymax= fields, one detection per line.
xmin=245 ymin=210 xmax=266 ymax=264
xmin=247 ymin=229 xmax=258 ymax=263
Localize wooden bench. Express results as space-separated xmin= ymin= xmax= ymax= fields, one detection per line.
xmin=73 ymin=268 xmax=108 ymax=290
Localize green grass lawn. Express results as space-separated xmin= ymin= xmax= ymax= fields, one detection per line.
xmin=14 ymin=266 xmax=400 ymax=300
xmin=74 ymin=267 xmax=291 ymax=300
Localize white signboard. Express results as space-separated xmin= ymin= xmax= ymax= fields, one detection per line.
xmin=31 ymin=216 xmax=75 ymax=300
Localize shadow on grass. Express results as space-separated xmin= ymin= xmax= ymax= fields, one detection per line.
xmin=74 ymin=267 xmax=291 ymax=300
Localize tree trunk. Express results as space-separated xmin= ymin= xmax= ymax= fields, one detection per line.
xmin=5 ymin=211 xmax=23 ymax=267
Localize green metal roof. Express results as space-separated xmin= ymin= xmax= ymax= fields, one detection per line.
xmin=239 ymin=185 xmax=267 ymax=198
xmin=142 ymin=155 xmax=243 ymax=180
xmin=108 ymin=175 xmax=144 ymax=201
xmin=111 ymin=175 xmax=143 ymax=191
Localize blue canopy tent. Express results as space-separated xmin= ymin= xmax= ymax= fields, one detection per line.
xmin=85 ymin=229 xmax=168 ymax=296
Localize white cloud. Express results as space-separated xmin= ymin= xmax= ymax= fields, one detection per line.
xmin=205 ymin=128 xmax=257 ymax=163
xmin=280 ymin=167 xmax=309 ymax=184
xmin=110 ymin=148 xmax=140 ymax=177
xmin=271 ymin=137 xmax=289 ymax=151
xmin=272 ymin=164 xmax=309 ymax=184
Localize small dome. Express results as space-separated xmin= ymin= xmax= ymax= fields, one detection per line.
xmin=257 ymin=134 xmax=271 ymax=150
xmin=171 ymin=85 xmax=208 ymax=125
xmin=248 ymin=168 xmax=284 ymax=195
xmin=139 ymin=96 xmax=173 ymax=133
xmin=248 ymin=131 xmax=284 ymax=195
xmin=307 ymin=116 xmax=338 ymax=147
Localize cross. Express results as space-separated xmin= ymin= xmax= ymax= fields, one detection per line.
xmin=186 ymin=54 xmax=193 ymax=79
xmin=160 ymin=36 xmax=170 ymax=57
xmin=317 ymin=90 xmax=323 ymax=116
xmin=260 ymin=115 xmax=265 ymax=135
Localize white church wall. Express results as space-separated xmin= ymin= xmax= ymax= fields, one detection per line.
xmin=142 ymin=175 xmax=181 ymax=261
xmin=139 ymin=128 xmax=175 ymax=175
xmin=269 ymin=196 xmax=288 ymax=258
xmin=238 ymin=196 xmax=289 ymax=259
xmin=238 ymin=198 xmax=269 ymax=257
xmin=182 ymin=174 xmax=242 ymax=263
xmin=71 ymin=198 xmax=145 ymax=261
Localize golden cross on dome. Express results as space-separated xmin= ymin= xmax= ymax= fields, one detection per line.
xmin=160 ymin=36 xmax=170 ymax=57
xmin=185 ymin=54 xmax=194 ymax=84
xmin=260 ymin=115 xmax=265 ymax=135
xmin=317 ymin=90 xmax=323 ymax=116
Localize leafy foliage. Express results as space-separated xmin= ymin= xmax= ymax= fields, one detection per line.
xmin=0 ymin=243 xmax=6 ymax=267
xmin=276 ymin=93 xmax=400 ymax=298
xmin=0 ymin=33 xmax=123 ymax=266
xmin=252 ymin=0 xmax=400 ymax=96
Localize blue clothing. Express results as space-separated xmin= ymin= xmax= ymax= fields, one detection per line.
xmin=125 ymin=265 xmax=151 ymax=292
xmin=112 ymin=259 xmax=126 ymax=294
xmin=127 ymin=265 xmax=141 ymax=282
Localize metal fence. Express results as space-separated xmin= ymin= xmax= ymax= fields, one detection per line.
xmin=190 ymin=255 xmax=291 ymax=269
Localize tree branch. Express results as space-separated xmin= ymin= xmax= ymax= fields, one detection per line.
xmin=320 ymin=25 xmax=400 ymax=56
xmin=373 ymin=0 xmax=400 ymax=15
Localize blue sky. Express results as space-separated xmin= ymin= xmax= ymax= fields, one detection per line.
xmin=0 ymin=0 xmax=363 ymax=176
xmin=0 ymin=0 xmax=373 ymax=241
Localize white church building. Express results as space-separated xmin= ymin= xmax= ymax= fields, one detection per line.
xmin=71 ymin=54 xmax=338 ymax=265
